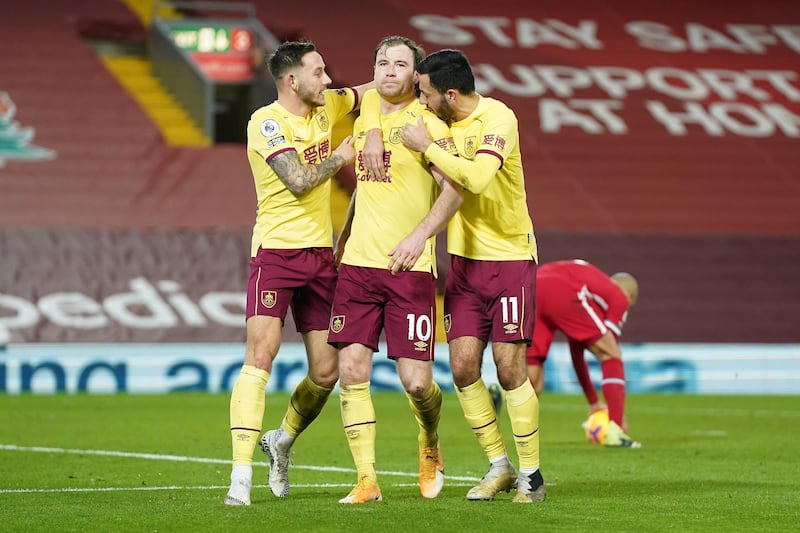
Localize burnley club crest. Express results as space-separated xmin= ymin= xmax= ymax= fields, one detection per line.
xmin=261 ymin=290 xmax=277 ymax=309
xmin=331 ymin=315 xmax=345 ymax=333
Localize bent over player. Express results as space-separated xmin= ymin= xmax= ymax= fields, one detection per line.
xmin=527 ymin=259 xmax=641 ymax=448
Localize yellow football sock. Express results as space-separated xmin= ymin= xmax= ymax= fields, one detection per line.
xmin=282 ymin=375 xmax=333 ymax=438
xmin=505 ymin=379 xmax=541 ymax=470
xmin=455 ymin=378 xmax=506 ymax=461
xmin=406 ymin=381 xmax=442 ymax=449
xmin=340 ymin=381 xmax=377 ymax=481
xmin=229 ymin=365 xmax=269 ymax=466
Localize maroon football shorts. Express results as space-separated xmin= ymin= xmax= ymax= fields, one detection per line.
xmin=328 ymin=264 xmax=436 ymax=361
xmin=245 ymin=247 xmax=337 ymax=332
xmin=444 ymin=255 xmax=536 ymax=344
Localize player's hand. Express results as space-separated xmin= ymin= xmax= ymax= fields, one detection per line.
xmin=333 ymin=136 xmax=356 ymax=166
xmin=387 ymin=230 xmax=426 ymax=275
xmin=588 ymin=401 xmax=607 ymax=414
xmin=361 ymin=128 xmax=386 ymax=179
xmin=401 ymin=116 xmax=433 ymax=153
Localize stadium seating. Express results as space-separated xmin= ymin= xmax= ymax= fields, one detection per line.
xmin=0 ymin=0 xmax=253 ymax=229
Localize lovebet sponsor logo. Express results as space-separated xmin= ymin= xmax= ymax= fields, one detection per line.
xmin=0 ymin=277 xmax=245 ymax=338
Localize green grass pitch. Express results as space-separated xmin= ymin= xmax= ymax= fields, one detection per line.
xmin=1 ymin=392 xmax=798 ymax=531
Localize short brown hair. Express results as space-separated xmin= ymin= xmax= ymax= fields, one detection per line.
xmin=268 ymin=40 xmax=317 ymax=79
xmin=373 ymin=35 xmax=425 ymax=68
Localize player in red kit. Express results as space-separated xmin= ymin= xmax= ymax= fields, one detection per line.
xmin=527 ymin=259 xmax=641 ymax=448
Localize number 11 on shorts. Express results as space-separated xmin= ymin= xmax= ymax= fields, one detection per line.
xmin=501 ymin=296 xmax=519 ymax=324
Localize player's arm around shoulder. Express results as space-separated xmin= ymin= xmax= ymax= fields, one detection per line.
xmin=350 ymin=81 xmax=377 ymax=111
xmin=420 ymin=110 xmax=454 ymax=152
xmin=357 ymin=89 xmax=386 ymax=179
xmin=414 ymin=112 xmax=500 ymax=195
xmin=323 ymin=82 xmax=375 ymax=117
xmin=419 ymin=110 xmax=463 ymax=194
xmin=415 ymin=111 xmax=462 ymax=200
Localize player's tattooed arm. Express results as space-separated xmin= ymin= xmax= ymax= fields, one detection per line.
xmin=270 ymin=136 xmax=356 ymax=194
xmin=270 ymin=151 xmax=345 ymax=194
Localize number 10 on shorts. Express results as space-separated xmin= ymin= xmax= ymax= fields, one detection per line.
xmin=406 ymin=313 xmax=432 ymax=341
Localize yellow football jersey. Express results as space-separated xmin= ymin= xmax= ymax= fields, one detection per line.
xmin=341 ymin=97 xmax=455 ymax=274
xmin=246 ymin=88 xmax=356 ymax=256
xmin=445 ymin=96 xmax=537 ymax=262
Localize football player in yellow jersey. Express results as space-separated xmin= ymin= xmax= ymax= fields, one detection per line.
xmin=398 ymin=49 xmax=545 ymax=504
xmin=225 ymin=40 xmax=374 ymax=507
xmin=327 ymin=36 xmax=463 ymax=504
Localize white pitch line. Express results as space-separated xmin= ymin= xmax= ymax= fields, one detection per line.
xmin=691 ymin=430 xmax=728 ymax=437
xmin=0 ymin=444 xmax=480 ymax=483
xmin=1 ymin=485 xmax=232 ymax=494
xmin=0 ymin=482 xmax=477 ymax=495
xmin=0 ymin=444 xmax=232 ymax=465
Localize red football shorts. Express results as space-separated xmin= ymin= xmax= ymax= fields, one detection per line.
xmin=245 ymin=247 xmax=337 ymax=332
xmin=444 ymin=256 xmax=536 ymax=344
xmin=328 ymin=264 xmax=436 ymax=361
xmin=527 ymin=283 xmax=608 ymax=365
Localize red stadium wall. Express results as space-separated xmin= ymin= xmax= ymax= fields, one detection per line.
xmin=1 ymin=0 xmax=799 ymax=343
xmin=251 ymin=0 xmax=800 ymax=235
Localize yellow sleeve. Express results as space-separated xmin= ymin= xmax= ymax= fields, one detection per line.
xmin=248 ymin=110 xmax=294 ymax=162
xmin=359 ymin=89 xmax=382 ymax=131
xmin=423 ymin=144 xmax=500 ymax=194
xmin=324 ymin=87 xmax=358 ymax=124
xmin=422 ymin=112 xmax=455 ymax=154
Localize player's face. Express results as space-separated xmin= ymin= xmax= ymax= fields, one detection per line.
xmin=417 ymin=74 xmax=454 ymax=123
xmin=373 ymin=44 xmax=417 ymax=102
xmin=295 ymin=51 xmax=332 ymax=107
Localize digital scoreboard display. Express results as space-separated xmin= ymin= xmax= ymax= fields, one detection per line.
xmin=168 ymin=23 xmax=255 ymax=82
